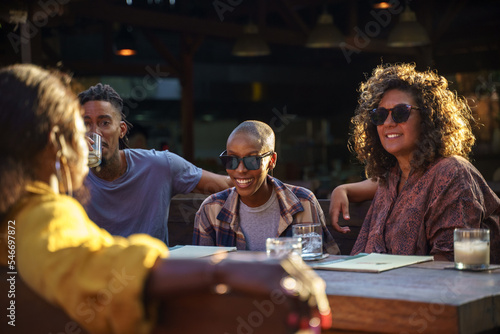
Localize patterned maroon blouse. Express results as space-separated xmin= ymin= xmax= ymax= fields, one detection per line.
xmin=351 ymin=156 xmax=500 ymax=264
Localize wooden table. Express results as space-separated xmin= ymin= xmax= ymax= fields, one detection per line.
xmin=316 ymin=257 xmax=500 ymax=334
xmin=2 ymin=255 xmax=499 ymax=334
xmin=152 ymin=252 xmax=500 ymax=334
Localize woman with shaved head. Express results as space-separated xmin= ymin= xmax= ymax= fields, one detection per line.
xmin=193 ymin=120 xmax=340 ymax=255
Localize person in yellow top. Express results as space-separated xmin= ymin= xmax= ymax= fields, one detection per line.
xmin=0 ymin=64 xmax=331 ymax=334
xmin=3 ymin=181 xmax=167 ymax=333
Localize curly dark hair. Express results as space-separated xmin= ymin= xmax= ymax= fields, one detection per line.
xmin=78 ymin=83 xmax=132 ymax=149
xmin=349 ymin=63 xmax=476 ymax=185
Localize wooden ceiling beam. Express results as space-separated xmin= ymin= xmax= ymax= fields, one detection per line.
xmin=68 ymin=1 xmax=307 ymax=46
xmin=63 ymin=61 xmax=176 ymax=78
xmin=67 ymin=1 xmax=415 ymax=55
xmin=201 ymin=0 xmax=335 ymax=23
xmin=285 ymin=0 xmax=344 ymax=11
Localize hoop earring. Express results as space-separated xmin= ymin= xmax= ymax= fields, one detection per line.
xmin=55 ymin=148 xmax=73 ymax=197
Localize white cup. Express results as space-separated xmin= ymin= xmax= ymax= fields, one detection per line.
xmin=88 ymin=133 xmax=102 ymax=168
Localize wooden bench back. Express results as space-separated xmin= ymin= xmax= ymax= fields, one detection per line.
xmin=319 ymin=199 xmax=371 ymax=255
xmin=168 ymin=197 xmax=371 ymax=255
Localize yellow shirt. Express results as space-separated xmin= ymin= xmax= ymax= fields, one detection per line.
xmin=0 ymin=181 xmax=168 ymax=333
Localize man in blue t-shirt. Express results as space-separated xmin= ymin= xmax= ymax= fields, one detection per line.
xmin=78 ymin=84 xmax=232 ymax=244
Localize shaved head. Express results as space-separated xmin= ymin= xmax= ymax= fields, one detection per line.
xmin=228 ymin=120 xmax=275 ymax=152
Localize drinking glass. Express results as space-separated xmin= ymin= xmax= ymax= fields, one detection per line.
xmin=292 ymin=223 xmax=323 ymax=260
xmin=454 ymin=228 xmax=490 ymax=270
xmin=266 ymin=237 xmax=302 ymax=258
xmin=88 ymin=133 xmax=102 ymax=168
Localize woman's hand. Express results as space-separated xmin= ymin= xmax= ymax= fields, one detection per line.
xmin=329 ymin=179 xmax=378 ymax=233
xmin=329 ymin=185 xmax=351 ymax=233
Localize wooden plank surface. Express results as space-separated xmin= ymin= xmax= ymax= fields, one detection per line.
xmin=314 ymin=258 xmax=500 ymax=333
xmin=326 ymin=295 xmax=459 ymax=333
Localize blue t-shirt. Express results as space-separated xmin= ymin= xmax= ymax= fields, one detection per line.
xmin=85 ymin=149 xmax=202 ymax=244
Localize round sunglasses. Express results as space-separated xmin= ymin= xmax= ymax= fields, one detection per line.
xmin=369 ymin=104 xmax=420 ymax=126
xmin=219 ymin=150 xmax=273 ymax=170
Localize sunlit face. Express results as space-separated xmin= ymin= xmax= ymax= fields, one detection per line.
xmin=376 ymin=89 xmax=421 ymax=164
xmin=226 ymin=132 xmax=276 ymax=207
xmin=82 ymin=100 xmax=126 ymax=166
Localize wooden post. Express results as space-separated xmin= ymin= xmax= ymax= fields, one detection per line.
xmin=180 ymin=34 xmax=194 ymax=162
xmin=20 ymin=23 xmax=32 ymax=63
xmin=180 ymin=33 xmax=203 ymax=162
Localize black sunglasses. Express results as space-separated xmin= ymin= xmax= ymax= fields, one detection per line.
xmin=370 ymin=104 xmax=420 ymax=126
xmin=219 ymin=151 xmax=273 ymax=170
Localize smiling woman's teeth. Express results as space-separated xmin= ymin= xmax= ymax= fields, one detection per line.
xmin=236 ymin=178 xmax=253 ymax=185
xmin=387 ymin=134 xmax=401 ymax=138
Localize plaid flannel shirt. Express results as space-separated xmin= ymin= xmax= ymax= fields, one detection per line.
xmin=193 ymin=176 xmax=340 ymax=254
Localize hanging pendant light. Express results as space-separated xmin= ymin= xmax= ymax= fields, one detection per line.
xmin=114 ymin=25 xmax=137 ymax=56
xmin=387 ymin=5 xmax=430 ymax=47
xmin=232 ymin=22 xmax=270 ymax=57
xmin=371 ymin=1 xmax=393 ymax=9
xmin=305 ymin=10 xmax=343 ymax=48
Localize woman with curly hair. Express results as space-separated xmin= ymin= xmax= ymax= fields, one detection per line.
xmin=330 ymin=63 xmax=500 ymax=263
